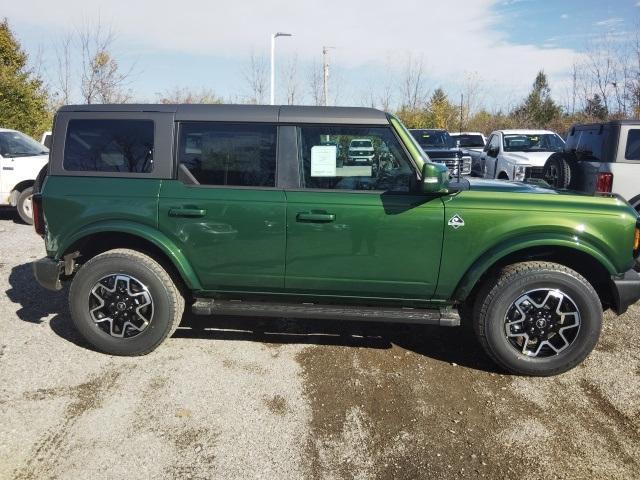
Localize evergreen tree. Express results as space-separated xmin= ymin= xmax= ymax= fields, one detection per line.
xmin=584 ymin=94 xmax=608 ymax=120
xmin=513 ymin=71 xmax=561 ymax=128
xmin=0 ymin=18 xmax=51 ymax=137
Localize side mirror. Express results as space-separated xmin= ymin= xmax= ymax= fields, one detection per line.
xmin=489 ymin=147 xmax=499 ymax=157
xmin=421 ymin=162 xmax=450 ymax=194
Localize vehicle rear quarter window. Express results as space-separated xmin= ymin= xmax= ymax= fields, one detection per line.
xmin=298 ymin=125 xmax=415 ymax=192
xmin=178 ymin=122 xmax=277 ymax=187
xmin=575 ymin=128 xmax=605 ymax=161
xmin=63 ymin=119 xmax=154 ymax=173
xmin=625 ymin=129 xmax=640 ymax=160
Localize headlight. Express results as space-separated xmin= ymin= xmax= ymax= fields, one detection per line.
xmin=513 ymin=164 xmax=530 ymax=182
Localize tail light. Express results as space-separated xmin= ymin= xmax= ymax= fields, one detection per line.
xmin=634 ymin=223 xmax=640 ymax=258
xmin=595 ymin=172 xmax=613 ymax=193
xmin=32 ymin=193 xmax=45 ymax=236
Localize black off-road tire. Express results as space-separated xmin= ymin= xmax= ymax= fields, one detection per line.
xmin=16 ymin=187 xmax=34 ymax=225
xmin=473 ymin=261 xmax=602 ymax=376
xmin=69 ymin=249 xmax=184 ymax=356
xmin=543 ymin=154 xmax=572 ymax=189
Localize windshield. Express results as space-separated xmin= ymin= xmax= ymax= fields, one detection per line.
xmin=0 ymin=131 xmax=48 ymax=157
xmin=451 ymin=134 xmax=485 ymax=148
xmin=350 ymin=140 xmax=372 ymax=148
xmin=410 ymin=130 xmax=451 ymax=149
xmin=503 ymin=134 xmax=564 ymax=152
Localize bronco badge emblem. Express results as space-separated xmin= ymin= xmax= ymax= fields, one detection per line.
xmin=448 ymin=214 xmax=465 ymax=229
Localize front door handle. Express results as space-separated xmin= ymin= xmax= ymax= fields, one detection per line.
xmin=296 ymin=211 xmax=336 ymax=223
xmin=168 ymin=207 xmax=207 ymax=218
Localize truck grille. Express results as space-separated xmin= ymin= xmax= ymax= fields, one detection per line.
xmin=432 ymin=157 xmax=472 ymax=176
xmin=525 ymin=166 xmax=545 ymax=180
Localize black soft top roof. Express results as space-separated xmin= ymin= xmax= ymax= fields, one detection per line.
xmin=56 ymin=104 xmax=389 ymax=125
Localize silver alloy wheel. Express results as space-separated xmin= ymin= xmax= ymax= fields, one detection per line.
xmin=504 ymin=289 xmax=581 ymax=357
xmin=23 ymin=194 xmax=33 ymax=219
xmin=89 ymin=274 xmax=154 ymax=338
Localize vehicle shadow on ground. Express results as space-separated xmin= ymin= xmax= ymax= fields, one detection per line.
xmin=177 ymin=313 xmax=499 ymax=373
xmin=7 ymin=262 xmax=498 ymax=372
xmin=0 ymin=206 xmax=21 ymax=224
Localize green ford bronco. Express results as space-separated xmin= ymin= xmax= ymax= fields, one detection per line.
xmin=32 ymin=104 xmax=640 ymax=376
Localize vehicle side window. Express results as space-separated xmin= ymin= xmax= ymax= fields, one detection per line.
xmin=298 ymin=125 xmax=416 ymax=192
xmin=63 ymin=119 xmax=154 ymax=173
xmin=177 ymin=122 xmax=277 ymax=187
xmin=625 ymin=129 xmax=640 ymax=161
xmin=487 ymin=134 xmax=500 ymax=154
xmin=575 ymin=128 xmax=604 ymax=161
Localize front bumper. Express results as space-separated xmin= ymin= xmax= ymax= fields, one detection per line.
xmin=32 ymin=257 xmax=63 ymax=291
xmin=611 ymin=269 xmax=640 ymax=315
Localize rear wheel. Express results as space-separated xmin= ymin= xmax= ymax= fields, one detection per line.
xmin=69 ymin=249 xmax=184 ymax=355
xmin=474 ymin=261 xmax=602 ymax=376
xmin=16 ymin=187 xmax=34 ymax=225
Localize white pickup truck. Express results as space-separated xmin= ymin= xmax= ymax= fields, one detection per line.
xmin=479 ymin=129 xmax=565 ymax=181
xmin=0 ymin=128 xmax=49 ymax=224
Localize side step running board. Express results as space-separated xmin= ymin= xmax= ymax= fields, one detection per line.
xmin=192 ymin=299 xmax=460 ymax=327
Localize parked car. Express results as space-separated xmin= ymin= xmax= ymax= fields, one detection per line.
xmin=0 ymin=128 xmax=49 ymax=224
xmin=480 ymin=130 xmax=565 ymax=181
xmin=539 ymin=120 xmax=640 ymax=212
xmin=346 ymin=138 xmax=375 ymax=165
xmin=41 ymin=131 xmax=52 ymax=149
xmin=450 ymin=132 xmax=486 ymax=176
xmin=32 ymin=104 xmax=640 ymax=376
xmin=409 ymin=129 xmax=472 ymax=177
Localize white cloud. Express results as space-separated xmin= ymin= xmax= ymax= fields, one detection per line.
xmin=4 ymin=0 xmax=580 ymax=106
xmin=595 ymin=18 xmax=624 ymax=27
xmin=561 ymin=13 xmax=569 ymax=19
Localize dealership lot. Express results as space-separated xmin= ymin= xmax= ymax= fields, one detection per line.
xmin=0 ymin=209 xmax=639 ymax=480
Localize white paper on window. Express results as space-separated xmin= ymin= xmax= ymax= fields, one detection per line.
xmin=310 ymin=145 xmax=337 ymax=177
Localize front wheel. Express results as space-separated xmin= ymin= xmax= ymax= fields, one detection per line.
xmin=16 ymin=187 xmax=34 ymax=225
xmin=69 ymin=249 xmax=184 ymax=355
xmin=474 ymin=261 xmax=602 ymax=376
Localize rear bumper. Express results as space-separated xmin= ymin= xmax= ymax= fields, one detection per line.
xmin=32 ymin=257 xmax=63 ymax=291
xmin=611 ymin=269 xmax=640 ymax=315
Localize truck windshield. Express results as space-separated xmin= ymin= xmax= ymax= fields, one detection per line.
xmin=452 ymin=134 xmax=485 ymax=148
xmin=411 ymin=130 xmax=451 ymax=148
xmin=503 ymin=134 xmax=564 ymax=152
xmin=0 ymin=131 xmax=48 ymax=158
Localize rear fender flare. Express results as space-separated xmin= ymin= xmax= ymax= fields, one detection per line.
xmin=57 ymin=220 xmax=202 ymax=291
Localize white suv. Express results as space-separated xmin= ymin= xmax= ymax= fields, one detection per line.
xmin=347 ymin=138 xmax=375 ymax=165
xmin=480 ymin=129 xmax=565 ymax=181
xmin=0 ymin=128 xmax=49 ymax=224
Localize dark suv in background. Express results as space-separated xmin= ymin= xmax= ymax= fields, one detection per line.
xmin=409 ymin=129 xmax=472 ymax=177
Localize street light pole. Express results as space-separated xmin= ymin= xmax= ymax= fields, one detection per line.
xmin=270 ymin=32 xmax=292 ymax=105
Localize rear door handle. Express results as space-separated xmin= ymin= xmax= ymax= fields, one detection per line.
xmin=296 ymin=212 xmax=336 ymax=223
xmin=168 ymin=207 xmax=207 ymax=218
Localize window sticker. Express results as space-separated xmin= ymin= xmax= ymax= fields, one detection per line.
xmin=311 ymin=145 xmax=337 ymax=177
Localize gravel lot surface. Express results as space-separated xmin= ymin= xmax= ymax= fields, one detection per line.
xmin=0 ymin=207 xmax=639 ymax=480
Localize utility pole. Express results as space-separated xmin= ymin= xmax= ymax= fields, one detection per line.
xmin=322 ymin=46 xmax=335 ymax=107
xmin=270 ymin=32 xmax=293 ymax=105
xmin=459 ymin=93 xmax=464 ymax=133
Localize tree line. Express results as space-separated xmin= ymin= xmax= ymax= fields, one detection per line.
xmin=1 ymin=17 xmax=639 ymax=139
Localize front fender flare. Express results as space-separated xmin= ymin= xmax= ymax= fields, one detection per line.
xmin=56 ymin=220 xmax=202 ymax=291
xmin=452 ymin=234 xmax=617 ymax=302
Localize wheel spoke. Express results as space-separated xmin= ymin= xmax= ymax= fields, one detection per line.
xmin=88 ymin=274 xmax=154 ymax=339
xmin=504 ymin=288 xmax=581 ymax=358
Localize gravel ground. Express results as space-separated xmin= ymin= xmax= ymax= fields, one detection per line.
xmin=0 ymin=207 xmax=639 ymax=480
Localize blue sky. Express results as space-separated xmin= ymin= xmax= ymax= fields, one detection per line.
xmin=4 ymin=0 xmax=639 ymax=110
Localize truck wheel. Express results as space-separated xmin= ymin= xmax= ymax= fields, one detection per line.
xmin=543 ymin=154 xmax=571 ymax=188
xmin=69 ymin=249 xmax=185 ymax=356
xmin=474 ymin=261 xmax=602 ymax=376
xmin=16 ymin=187 xmax=34 ymax=225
